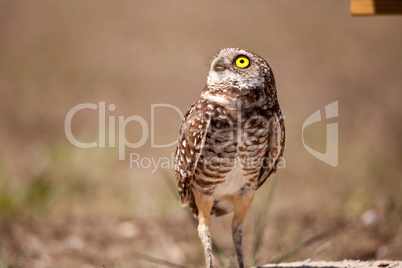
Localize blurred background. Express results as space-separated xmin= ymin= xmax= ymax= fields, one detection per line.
xmin=0 ymin=1 xmax=401 ymax=267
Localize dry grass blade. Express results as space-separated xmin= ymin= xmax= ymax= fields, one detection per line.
xmin=133 ymin=252 xmax=187 ymax=268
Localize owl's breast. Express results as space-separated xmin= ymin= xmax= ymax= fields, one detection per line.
xmin=192 ymin=108 xmax=269 ymax=195
xmin=212 ymin=158 xmax=252 ymax=198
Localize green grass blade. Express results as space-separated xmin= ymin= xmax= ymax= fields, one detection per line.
xmin=306 ymin=236 xmax=339 ymax=260
xmin=162 ymin=170 xmax=180 ymax=202
xmin=133 ymin=252 xmax=187 ymax=268
xmin=250 ymin=174 xmax=278 ymax=266
xmin=212 ymin=242 xmax=233 ymax=268
xmin=1 ymin=245 xmax=6 ymax=268
xmin=163 ymin=171 xmax=234 ymax=267
xmin=271 ymin=227 xmax=339 ymax=263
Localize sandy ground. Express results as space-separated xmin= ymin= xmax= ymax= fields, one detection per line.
xmin=258 ymin=260 xmax=402 ymax=268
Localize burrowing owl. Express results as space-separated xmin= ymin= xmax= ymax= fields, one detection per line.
xmin=175 ymin=48 xmax=285 ymax=268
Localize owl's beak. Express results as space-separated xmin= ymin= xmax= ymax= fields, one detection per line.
xmin=211 ymin=57 xmax=226 ymax=72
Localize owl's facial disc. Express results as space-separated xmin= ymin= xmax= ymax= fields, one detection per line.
xmin=210 ymin=55 xmax=250 ymax=72
xmin=208 ymin=53 xmax=264 ymax=89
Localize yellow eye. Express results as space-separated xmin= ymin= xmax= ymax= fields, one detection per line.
xmin=235 ymin=56 xmax=250 ymax=68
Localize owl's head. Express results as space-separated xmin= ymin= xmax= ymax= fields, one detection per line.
xmin=207 ymin=48 xmax=273 ymax=90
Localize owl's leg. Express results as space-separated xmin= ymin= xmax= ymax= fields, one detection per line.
xmin=232 ymin=193 xmax=254 ymax=268
xmin=193 ymin=189 xmax=215 ymax=268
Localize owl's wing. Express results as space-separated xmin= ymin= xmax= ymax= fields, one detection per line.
xmin=257 ymin=112 xmax=285 ymax=189
xmin=175 ymin=101 xmax=211 ymax=207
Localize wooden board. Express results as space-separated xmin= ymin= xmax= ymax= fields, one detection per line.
xmin=350 ymin=0 xmax=402 ymax=15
